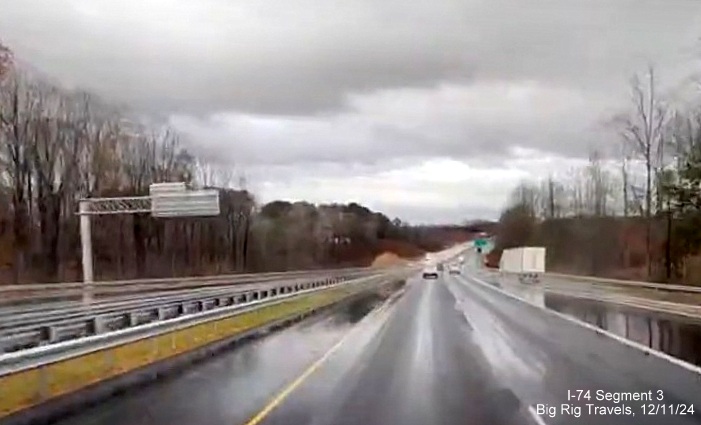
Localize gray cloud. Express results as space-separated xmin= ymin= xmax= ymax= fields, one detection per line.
xmin=2 ymin=0 xmax=699 ymax=116
xmin=373 ymin=203 xmax=501 ymax=225
xmin=2 ymin=0 xmax=701 ymax=221
xmin=172 ymin=81 xmax=616 ymax=166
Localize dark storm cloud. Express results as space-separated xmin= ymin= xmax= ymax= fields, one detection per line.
xmin=2 ymin=0 xmax=699 ymax=115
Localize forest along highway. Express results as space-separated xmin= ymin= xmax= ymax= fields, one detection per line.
xmin=51 ymin=270 xmax=701 ymax=425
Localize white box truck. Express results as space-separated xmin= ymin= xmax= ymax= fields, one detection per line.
xmin=499 ymin=247 xmax=545 ymax=284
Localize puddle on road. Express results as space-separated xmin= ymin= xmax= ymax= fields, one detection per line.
xmin=546 ymin=294 xmax=701 ymax=367
xmin=330 ymin=278 xmax=407 ymax=325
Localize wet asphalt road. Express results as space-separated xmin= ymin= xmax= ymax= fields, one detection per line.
xmin=54 ymin=304 xmax=362 ymax=425
xmin=449 ymin=273 xmax=701 ymax=425
xmin=54 ymin=272 xmax=701 ymax=425
xmin=257 ymin=274 xmax=532 ymax=425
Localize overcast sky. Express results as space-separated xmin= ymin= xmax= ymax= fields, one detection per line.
xmin=2 ymin=0 xmax=701 ymax=223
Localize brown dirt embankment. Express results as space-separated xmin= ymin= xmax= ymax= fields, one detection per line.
xmin=371 ymin=252 xmax=409 ymax=268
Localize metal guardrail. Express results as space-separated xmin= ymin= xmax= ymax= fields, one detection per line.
xmin=0 ymin=278 xmax=320 ymax=323
xmin=0 ymin=267 xmax=411 ymax=371
xmin=0 ymin=268 xmax=385 ymax=353
xmin=0 ymin=274 xmax=368 ymax=329
xmin=0 ymin=268 xmax=374 ymax=314
xmin=546 ymin=287 xmax=701 ymax=318
xmin=543 ymin=272 xmax=701 ymax=294
xmin=0 ymin=267 xmax=372 ymax=306
xmin=0 ymin=269 xmax=415 ymax=423
xmin=482 ymin=267 xmax=701 ymax=318
xmin=486 ymin=266 xmax=701 ymax=294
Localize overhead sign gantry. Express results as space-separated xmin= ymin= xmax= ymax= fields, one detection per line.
xmin=76 ymin=182 xmax=220 ymax=303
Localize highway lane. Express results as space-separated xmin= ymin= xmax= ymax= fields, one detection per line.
xmin=51 ymin=292 xmax=394 ymax=425
xmin=449 ymin=273 xmax=701 ymax=425
xmin=255 ymin=275 xmax=533 ymax=425
xmin=246 ymin=272 xmax=701 ymax=425
xmin=50 ymin=276 xmax=532 ymax=425
xmin=49 ymin=271 xmax=701 ymax=425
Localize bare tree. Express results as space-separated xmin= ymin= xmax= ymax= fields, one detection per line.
xmin=0 ymin=41 xmax=11 ymax=79
xmin=26 ymin=85 xmax=89 ymax=278
xmin=565 ymin=167 xmax=588 ymax=216
xmin=620 ymin=66 xmax=668 ymax=278
xmin=535 ymin=176 xmax=553 ymax=219
xmin=0 ymin=64 xmax=454 ymax=283
xmin=509 ymin=180 xmax=539 ymax=217
xmin=0 ymin=74 xmax=33 ymax=282
xmin=615 ymin=139 xmax=634 ymax=217
xmin=585 ymin=149 xmax=612 ymax=216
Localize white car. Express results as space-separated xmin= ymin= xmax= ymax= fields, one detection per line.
xmin=448 ymin=264 xmax=461 ymax=275
xmin=422 ymin=265 xmax=439 ymax=279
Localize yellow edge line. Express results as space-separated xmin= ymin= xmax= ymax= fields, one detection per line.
xmin=242 ymin=300 xmax=391 ymax=425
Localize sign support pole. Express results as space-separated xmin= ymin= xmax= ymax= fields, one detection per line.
xmin=79 ymin=200 xmax=94 ymax=304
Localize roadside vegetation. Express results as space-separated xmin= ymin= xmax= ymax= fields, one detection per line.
xmin=0 ymin=43 xmax=472 ymax=284
xmin=493 ymin=66 xmax=701 ymax=285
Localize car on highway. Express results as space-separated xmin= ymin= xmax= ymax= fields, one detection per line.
xmin=422 ymin=265 xmax=439 ymax=279
xmin=448 ymin=264 xmax=461 ymax=275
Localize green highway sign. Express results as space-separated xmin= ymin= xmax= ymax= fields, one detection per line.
xmin=473 ymin=238 xmax=494 ymax=254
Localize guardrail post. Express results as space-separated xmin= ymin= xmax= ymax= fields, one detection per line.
xmin=46 ymin=326 xmax=59 ymax=344
xmin=92 ymin=316 xmax=105 ymax=334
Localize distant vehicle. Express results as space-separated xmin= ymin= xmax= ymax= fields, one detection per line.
xmin=422 ymin=265 xmax=439 ymax=279
xmin=437 ymin=263 xmax=445 ymax=272
xmin=499 ymin=247 xmax=545 ymax=284
xmin=448 ymin=264 xmax=461 ymax=275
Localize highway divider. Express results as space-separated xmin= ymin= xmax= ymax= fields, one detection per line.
xmin=484 ymin=266 xmax=701 ymax=294
xmin=0 ymin=269 xmax=380 ymax=353
xmin=481 ymin=268 xmax=701 ymax=319
xmin=544 ymin=272 xmax=701 ymax=293
xmin=0 ymin=269 xmax=412 ymax=425
xmin=0 ymin=266 xmax=372 ymax=305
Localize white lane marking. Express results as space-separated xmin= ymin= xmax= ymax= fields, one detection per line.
xmin=462 ymin=273 xmax=701 ymax=376
xmin=528 ymin=405 xmax=549 ymax=425
xmin=445 ymin=278 xmax=546 ymax=383
xmin=411 ymin=282 xmax=434 ymax=366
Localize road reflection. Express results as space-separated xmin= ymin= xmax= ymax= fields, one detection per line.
xmin=546 ymin=294 xmax=701 ymax=367
xmin=52 ymin=286 xmax=401 ymax=425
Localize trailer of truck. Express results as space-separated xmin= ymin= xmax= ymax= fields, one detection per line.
xmin=498 ymin=246 xmax=545 ymax=284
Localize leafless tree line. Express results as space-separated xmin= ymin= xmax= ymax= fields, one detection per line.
xmin=0 ymin=56 xmax=452 ymax=284
xmin=0 ymin=68 xmax=213 ymax=282
xmin=500 ymin=66 xmax=701 ymax=281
